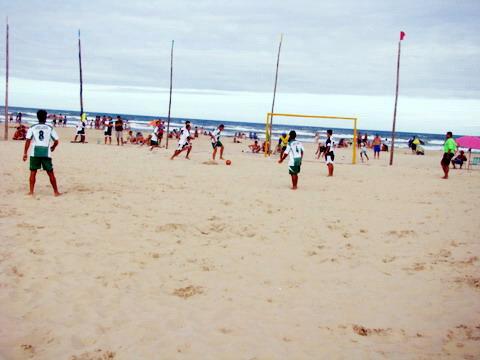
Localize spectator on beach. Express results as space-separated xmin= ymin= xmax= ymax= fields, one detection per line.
xmin=441 ymin=131 xmax=457 ymax=179
xmin=16 ymin=112 xmax=22 ymax=124
xmin=452 ymin=150 xmax=467 ymax=169
xmin=248 ymin=140 xmax=261 ymax=153
xmin=278 ymin=130 xmax=304 ymax=190
xmin=150 ymin=121 xmax=161 ymax=150
xmin=136 ymin=132 xmax=145 ymax=145
xmin=22 ymin=109 xmax=61 ymax=196
xmin=104 ymin=116 xmax=113 ymax=144
xmin=277 ymin=132 xmax=289 ymax=156
xmin=210 ymin=124 xmax=225 ymax=161
xmin=114 ymin=116 xmax=124 ymax=146
xmin=360 ymin=142 xmax=369 ymax=162
xmin=63 ymin=115 xmax=67 ymax=127
xmin=372 ymin=134 xmax=382 ymax=159
xmin=357 ymin=133 xmax=362 ymax=148
xmin=325 ymin=129 xmax=335 ymax=177
xmin=315 ymin=141 xmax=326 ymax=160
xmin=170 ymin=122 xmax=192 ymax=160
xmin=13 ymin=125 xmax=27 ymax=140
xmin=52 ymin=115 xmax=57 ymax=127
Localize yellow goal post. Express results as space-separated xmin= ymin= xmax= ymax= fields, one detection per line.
xmin=264 ymin=112 xmax=358 ymax=164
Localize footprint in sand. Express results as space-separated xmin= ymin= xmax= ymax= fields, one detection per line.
xmin=70 ymin=349 xmax=116 ymax=360
xmin=173 ymin=285 xmax=204 ymax=299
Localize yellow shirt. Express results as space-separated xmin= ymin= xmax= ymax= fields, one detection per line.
xmin=279 ymin=135 xmax=289 ymax=147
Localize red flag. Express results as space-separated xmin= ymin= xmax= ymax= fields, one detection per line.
xmin=400 ymin=31 xmax=406 ymax=40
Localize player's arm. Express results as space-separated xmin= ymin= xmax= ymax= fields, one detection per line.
xmin=23 ymin=139 xmax=31 ymax=161
xmin=51 ymin=139 xmax=59 ymax=152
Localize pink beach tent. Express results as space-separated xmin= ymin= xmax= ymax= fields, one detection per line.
xmin=455 ymin=136 xmax=480 ymax=150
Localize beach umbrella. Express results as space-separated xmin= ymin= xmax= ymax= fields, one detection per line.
xmin=456 ymin=136 xmax=480 ymax=150
xmin=456 ymin=136 xmax=480 ymax=170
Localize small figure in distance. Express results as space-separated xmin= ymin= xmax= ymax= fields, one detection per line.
xmin=325 ymin=129 xmax=335 ymax=177
xmin=170 ymin=122 xmax=193 ymax=160
xmin=360 ymin=142 xmax=369 ymax=162
xmin=451 ymin=150 xmax=467 ymax=169
xmin=248 ymin=140 xmax=261 ymax=153
xmin=23 ymin=109 xmax=61 ymax=196
xmin=278 ymin=130 xmax=304 ymax=190
xmin=210 ymin=124 xmax=225 ymax=161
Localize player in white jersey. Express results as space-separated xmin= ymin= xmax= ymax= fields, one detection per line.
xmin=209 ymin=124 xmax=225 ymax=161
xmin=22 ymin=109 xmax=61 ymax=196
xmin=150 ymin=121 xmax=161 ymax=151
xmin=278 ymin=130 xmax=304 ymax=190
xmin=170 ymin=122 xmax=193 ymax=160
xmin=325 ymin=129 xmax=335 ymax=176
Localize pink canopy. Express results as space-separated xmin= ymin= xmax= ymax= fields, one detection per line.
xmin=456 ymin=136 xmax=480 ymax=150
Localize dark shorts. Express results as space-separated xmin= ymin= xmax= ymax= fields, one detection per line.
xmin=281 ymin=146 xmax=287 ymax=152
xmin=289 ymin=158 xmax=302 ymax=175
xmin=151 ymin=140 xmax=158 ymax=146
xmin=30 ymin=157 xmax=53 ymax=172
xmin=104 ymin=128 xmax=112 ymax=136
xmin=373 ymin=145 xmax=381 ymax=153
xmin=441 ymin=152 xmax=454 ymax=166
xmin=212 ymin=141 xmax=223 ymax=149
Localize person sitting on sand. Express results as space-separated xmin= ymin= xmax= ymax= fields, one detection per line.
xmin=248 ymin=140 xmax=261 ymax=153
xmin=126 ymin=130 xmax=136 ymax=144
xmin=136 ymin=132 xmax=145 ymax=145
xmin=210 ymin=124 xmax=225 ymax=161
xmin=170 ymin=123 xmax=193 ymax=160
xmin=13 ymin=125 xmax=27 ymax=140
xmin=278 ymin=130 xmax=304 ymax=190
xmin=22 ymin=109 xmax=61 ymax=196
xmin=452 ymin=150 xmax=467 ymax=169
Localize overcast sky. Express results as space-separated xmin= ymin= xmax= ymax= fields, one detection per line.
xmin=1 ymin=0 xmax=480 ymax=133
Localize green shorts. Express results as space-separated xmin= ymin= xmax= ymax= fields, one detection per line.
xmin=288 ymin=158 xmax=302 ymax=175
xmin=30 ymin=157 xmax=53 ymax=172
xmin=212 ymin=141 xmax=223 ymax=149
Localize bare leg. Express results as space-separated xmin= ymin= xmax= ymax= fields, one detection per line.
xmin=219 ymin=146 xmax=225 ymax=160
xmin=28 ymin=170 xmax=37 ymax=195
xmin=47 ymin=171 xmax=61 ymax=196
xmin=171 ymin=150 xmax=181 ymax=160
xmin=441 ymin=163 xmax=449 ymax=179
xmin=291 ymin=174 xmax=298 ymax=190
xmin=327 ymin=164 xmax=334 ymax=177
xmin=212 ymin=147 xmax=217 ymax=160
xmin=186 ymin=146 xmax=192 ymax=159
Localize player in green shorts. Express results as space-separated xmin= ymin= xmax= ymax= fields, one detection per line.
xmin=278 ymin=130 xmax=304 ymax=190
xmin=210 ymin=124 xmax=225 ymax=161
xmin=23 ymin=109 xmax=61 ymax=196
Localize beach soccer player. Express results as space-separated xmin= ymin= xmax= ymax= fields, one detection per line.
xmin=278 ymin=130 xmax=304 ymax=190
xmin=325 ymin=129 xmax=335 ymax=176
xmin=277 ymin=132 xmax=289 ymax=156
xmin=170 ymin=123 xmax=193 ymax=160
xmin=150 ymin=121 xmax=161 ymax=150
xmin=104 ymin=116 xmax=113 ymax=144
xmin=73 ymin=119 xmax=86 ymax=143
xmin=210 ymin=124 xmax=225 ymax=160
xmin=372 ymin=134 xmax=382 ymax=159
xmin=360 ymin=142 xmax=369 ymax=162
xmin=441 ymin=131 xmax=457 ymax=179
xmin=22 ymin=109 xmax=61 ymax=196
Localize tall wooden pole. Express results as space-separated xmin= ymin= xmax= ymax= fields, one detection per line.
xmin=78 ymin=30 xmax=84 ymax=116
xmin=165 ymin=40 xmax=174 ymax=149
xmin=4 ymin=18 xmax=9 ymax=140
xmin=268 ymin=34 xmax=283 ymax=152
xmin=389 ymin=38 xmax=402 ymax=166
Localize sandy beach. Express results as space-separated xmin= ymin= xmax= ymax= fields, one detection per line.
xmin=0 ymin=126 xmax=479 ymax=359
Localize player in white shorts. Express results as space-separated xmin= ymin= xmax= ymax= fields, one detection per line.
xmin=278 ymin=130 xmax=304 ymax=190
xmin=325 ymin=129 xmax=335 ymax=176
xmin=22 ymin=109 xmax=61 ymax=196
xmin=170 ymin=122 xmax=193 ymax=160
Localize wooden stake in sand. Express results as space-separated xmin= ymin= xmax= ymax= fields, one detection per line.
xmin=389 ymin=31 xmax=405 ymax=166
xmin=266 ymin=34 xmax=283 ymax=155
xmin=166 ymin=40 xmax=174 ymax=149
xmin=78 ymin=30 xmax=84 ymax=116
xmin=4 ymin=17 xmax=9 ymax=140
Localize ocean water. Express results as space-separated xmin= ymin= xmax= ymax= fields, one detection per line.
xmin=1 ymin=106 xmax=452 ymax=150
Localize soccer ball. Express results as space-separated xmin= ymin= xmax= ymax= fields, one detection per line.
xmin=226 ymin=160 xmax=232 ymax=165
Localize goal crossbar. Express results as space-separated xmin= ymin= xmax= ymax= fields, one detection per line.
xmin=265 ymin=112 xmax=358 ymax=164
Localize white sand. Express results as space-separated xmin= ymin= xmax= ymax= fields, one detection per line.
xmin=0 ymin=126 xmax=479 ymax=359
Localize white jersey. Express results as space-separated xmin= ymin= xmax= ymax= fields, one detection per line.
xmin=179 ymin=127 xmax=191 ymax=145
xmin=211 ymin=128 xmax=221 ymax=143
xmin=284 ymin=140 xmax=304 ymax=166
xmin=151 ymin=126 xmax=159 ymax=142
xmin=26 ymin=123 xmax=59 ymax=158
xmin=325 ymin=137 xmax=335 ymax=154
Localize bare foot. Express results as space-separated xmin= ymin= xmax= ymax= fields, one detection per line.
xmin=291 ymin=187 xmax=297 ymax=190
xmin=26 ymin=192 xmax=34 ymax=196
xmin=54 ymin=192 xmax=62 ymax=197
xmin=186 ymin=157 xmax=190 ymax=160
xmin=220 ymin=157 xmax=225 ymax=160
xmin=441 ymin=176 xmax=448 ymax=179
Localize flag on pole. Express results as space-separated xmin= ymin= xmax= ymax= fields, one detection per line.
xmin=400 ymin=31 xmax=406 ymax=40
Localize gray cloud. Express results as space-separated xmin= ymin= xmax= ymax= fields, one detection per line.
xmin=2 ymin=0 xmax=479 ymax=98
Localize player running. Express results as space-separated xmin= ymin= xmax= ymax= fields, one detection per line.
xmin=170 ymin=122 xmax=193 ymax=160
xmin=23 ymin=109 xmax=61 ymax=196
xmin=210 ymin=124 xmax=225 ymax=161
xmin=278 ymin=130 xmax=304 ymax=190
